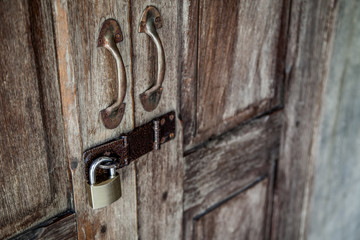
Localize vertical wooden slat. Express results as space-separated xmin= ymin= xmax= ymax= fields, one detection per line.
xmin=52 ymin=1 xmax=137 ymax=239
xmin=179 ymin=0 xmax=199 ymax=148
xmin=129 ymin=1 xmax=183 ymax=239
xmin=0 ymin=1 xmax=71 ymax=238
xmin=180 ymin=0 xmax=286 ymax=150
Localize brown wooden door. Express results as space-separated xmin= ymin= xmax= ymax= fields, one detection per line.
xmin=1 ymin=0 xmax=336 ymax=239
xmin=180 ymin=0 xmax=285 ymax=238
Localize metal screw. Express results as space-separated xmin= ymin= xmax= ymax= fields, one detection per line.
xmin=169 ymin=114 xmax=174 ymax=121
xmin=169 ymin=133 xmax=175 ymax=138
xmin=160 ymin=118 xmax=166 ymax=125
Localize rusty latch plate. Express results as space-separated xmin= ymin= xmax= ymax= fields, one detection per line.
xmin=83 ymin=111 xmax=176 ymax=182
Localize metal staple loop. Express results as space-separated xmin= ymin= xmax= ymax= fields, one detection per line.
xmin=98 ymin=157 xmax=119 ymax=169
xmin=154 ymin=120 xmax=160 ymax=150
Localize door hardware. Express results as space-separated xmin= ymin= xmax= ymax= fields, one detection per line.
xmin=139 ymin=6 xmax=165 ymax=112
xmin=83 ymin=111 xmax=176 ymax=208
xmin=87 ymin=157 xmax=122 ymax=209
xmin=97 ymin=19 xmax=127 ymax=129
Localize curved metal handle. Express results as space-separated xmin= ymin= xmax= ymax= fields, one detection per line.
xmin=139 ymin=6 xmax=165 ymax=112
xmin=97 ymin=19 xmax=126 ymax=129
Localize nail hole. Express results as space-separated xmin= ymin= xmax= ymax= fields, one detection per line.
xmin=162 ymin=191 xmax=168 ymax=201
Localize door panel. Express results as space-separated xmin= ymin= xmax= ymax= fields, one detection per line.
xmin=130 ymin=1 xmax=183 ymax=239
xmin=193 ymin=179 xmax=268 ymax=240
xmin=0 ymin=1 xmax=72 ymax=239
xmin=52 ymin=0 xmax=138 ymax=238
xmin=181 ymin=0 xmax=286 ymax=149
xmin=184 ymin=114 xmax=281 ymax=239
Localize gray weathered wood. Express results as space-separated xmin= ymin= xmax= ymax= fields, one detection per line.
xmin=52 ymin=0 xmax=137 ymax=239
xmin=184 ymin=113 xmax=281 ymax=239
xmin=180 ymin=0 xmax=286 ymax=150
xmin=130 ymin=1 xmax=183 ymax=239
xmin=192 ymin=179 xmax=268 ymax=240
xmin=271 ymin=0 xmax=338 ymax=239
xmin=184 ymin=113 xmax=281 ymax=211
xmin=0 ymin=1 xmax=71 ymax=238
xmin=307 ymin=1 xmax=360 ymax=239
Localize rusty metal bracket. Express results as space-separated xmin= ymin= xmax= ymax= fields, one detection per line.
xmin=83 ymin=111 xmax=176 ymax=182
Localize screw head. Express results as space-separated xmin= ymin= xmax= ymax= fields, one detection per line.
xmin=160 ymin=118 xmax=166 ymax=125
xmin=169 ymin=115 xmax=174 ymax=121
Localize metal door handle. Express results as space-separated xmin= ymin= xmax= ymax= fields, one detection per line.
xmin=139 ymin=6 xmax=165 ymax=112
xmin=97 ymin=19 xmax=126 ymax=129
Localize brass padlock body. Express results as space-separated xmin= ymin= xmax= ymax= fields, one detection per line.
xmin=87 ymin=173 xmax=121 ymax=209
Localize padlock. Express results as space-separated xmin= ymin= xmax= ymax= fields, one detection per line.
xmin=86 ymin=157 xmax=121 ymax=209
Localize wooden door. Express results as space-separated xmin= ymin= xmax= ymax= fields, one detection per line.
xmin=0 ymin=0 xmax=337 ymax=239
xmin=180 ymin=0 xmax=285 ymax=238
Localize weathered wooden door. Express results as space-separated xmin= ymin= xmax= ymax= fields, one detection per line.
xmin=180 ymin=0 xmax=285 ymax=238
xmin=1 ymin=0 xmax=335 ymax=239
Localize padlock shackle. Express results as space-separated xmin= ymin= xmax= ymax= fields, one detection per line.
xmin=89 ymin=157 xmax=114 ymax=185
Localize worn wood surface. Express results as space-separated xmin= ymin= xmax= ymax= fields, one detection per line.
xmin=180 ymin=0 xmax=286 ymax=150
xmin=130 ymin=1 xmax=183 ymax=239
xmin=0 ymin=1 xmax=71 ymax=239
xmin=307 ymin=1 xmax=360 ymax=239
xmin=193 ymin=179 xmax=268 ymax=240
xmin=10 ymin=212 xmax=77 ymax=240
xmin=271 ymin=0 xmax=337 ymax=239
xmin=2 ymin=0 xmax=348 ymax=239
xmin=184 ymin=113 xmax=281 ymax=211
xmin=183 ymin=113 xmax=281 ymax=239
xmin=52 ymin=0 xmax=137 ymax=239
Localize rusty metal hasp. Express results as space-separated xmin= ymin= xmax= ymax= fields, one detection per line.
xmin=83 ymin=111 xmax=176 ymax=193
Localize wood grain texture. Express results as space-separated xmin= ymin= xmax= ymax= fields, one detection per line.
xmin=52 ymin=0 xmax=137 ymax=239
xmin=307 ymin=1 xmax=360 ymax=239
xmin=184 ymin=113 xmax=281 ymax=211
xmin=129 ymin=1 xmax=183 ymax=239
xmin=193 ymin=179 xmax=268 ymax=240
xmin=10 ymin=212 xmax=77 ymax=240
xmin=184 ymin=113 xmax=281 ymax=239
xmin=271 ymin=0 xmax=337 ymax=239
xmin=0 ymin=1 xmax=71 ymax=238
xmin=180 ymin=0 xmax=286 ymax=150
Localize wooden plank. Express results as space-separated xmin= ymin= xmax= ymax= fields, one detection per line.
xmin=52 ymin=0 xmax=137 ymax=239
xmin=180 ymin=0 xmax=286 ymax=150
xmin=0 ymin=1 xmax=71 ymax=238
xmin=129 ymin=1 xmax=183 ymax=239
xmin=10 ymin=212 xmax=77 ymax=240
xmin=192 ymin=179 xmax=268 ymax=240
xmin=184 ymin=113 xmax=281 ymax=211
xmin=271 ymin=0 xmax=338 ymax=239
xmin=307 ymin=1 xmax=360 ymax=239
xmin=183 ymin=113 xmax=280 ymax=239
xmin=179 ymin=0 xmax=199 ymax=148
